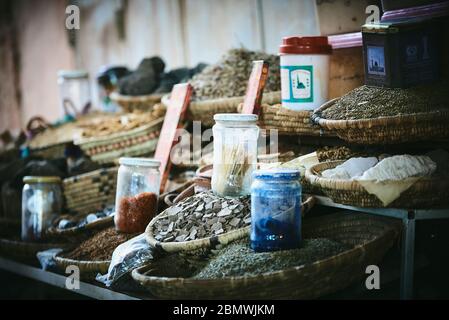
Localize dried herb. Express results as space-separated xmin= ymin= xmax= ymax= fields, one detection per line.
xmin=193 ymin=238 xmax=349 ymax=279
xmin=322 ymin=83 xmax=449 ymax=120
xmin=190 ymin=49 xmax=281 ymax=101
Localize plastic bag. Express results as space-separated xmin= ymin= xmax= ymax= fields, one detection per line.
xmin=37 ymin=248 xmax=63 ymax=272
xmin=96 ymin=233 xmax=157 ymax=291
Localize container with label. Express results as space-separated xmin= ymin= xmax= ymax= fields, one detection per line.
xmin=250 ymin=169 xmax=302 ymax=252
xmin=362 ymin=18 xmax=441 ymax=88
xmin=22 ymin=176 xmax=62 ymax=242
xmin=279 ymin=36 xmax=332 ymax=111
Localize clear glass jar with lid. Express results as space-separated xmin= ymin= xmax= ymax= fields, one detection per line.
xmin=58 ymin=70 xmax=91 ymax=117
xmin=22 ymin=176 xmax=62 ymax=242
xmin=250 ymin=169 xmax=302 ymax=252
xmin=211 ymin=114 xmax=259 ymax=197
xmin=115 ymin=157 xmax=161 ymax=233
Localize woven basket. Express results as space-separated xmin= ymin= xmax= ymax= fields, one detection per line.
xmin=162 ymin=91 xmax=281 ymax=127
xmin=54 ymin=254 xmax=110 ymax=279
xmin=0 ymin=239 xmax=69 ymax=261
xmin=63 ymin=167 xmax=118 ymax=215
xmin=312 ymin=98 xmax=449 ymax=145
xmin=46 ymin=215 xmax=114 ymax=243
xmin=132 ymin=212 xmax=400 ymax=299
xmin=110 ymin=92 xmax=164 ymax=113
xmin=306 ymin=161 xmax=449 ymax=208
xmin=75 ymin=118 xmax=163 ymax=164
xmin=146 ymin=196 xmax=316 ymax=254
xmin=258 ymin=104 xmax=335 ymax=137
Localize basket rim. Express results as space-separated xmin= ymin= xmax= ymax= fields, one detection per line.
xmin=47 ymin=215 xmax=114 ymax=236
xmin=54 ymin=254 xmax=110 ymax=274
xmin=312 ymin=98 xmax=449 ymax=130
xmin=75 ymin=117 xmax=164 ymax=146
xmin=162 ymin=91 xmax=282 ymax=109
xmin=110 ymin=92 xmax=165 ymax=102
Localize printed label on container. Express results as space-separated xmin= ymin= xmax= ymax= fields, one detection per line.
xmin=281 ymin=66 xmax=313 ymax=103
xmin=367 ymin=46 xmax=386 ymax=76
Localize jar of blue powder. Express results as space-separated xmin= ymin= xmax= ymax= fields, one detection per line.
xmin=250 ymin=169 xmax=302 ymax=252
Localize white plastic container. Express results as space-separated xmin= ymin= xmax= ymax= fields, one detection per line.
xmin=279 ymin=36 xmax=332 ymax=111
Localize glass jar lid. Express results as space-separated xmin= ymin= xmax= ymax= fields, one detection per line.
xmin=119 ymin=157 xmax=161 ymax=168
xmin=23 ymin=176 xmax=62 ymax=184
xmin=253 ymin=169 xmax=300 ymax=180
xmin=58 ymin=70 xmax=89 ymax=80
xmin=214 ymin=113 xmax=258 ymax=123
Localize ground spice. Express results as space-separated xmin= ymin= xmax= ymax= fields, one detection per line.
xmin=62 ymin=227 xmax=136 ymax=261
xmin=115 ymin=192 xmax=158 ymax=234
xmin=322 ymin=82 xmax=449 ymax=120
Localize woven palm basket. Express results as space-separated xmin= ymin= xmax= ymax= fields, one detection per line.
xmin=63 ymin=167 xmax=118 ymax=215
xmin=312 ymin=98 xmax=449 ymax=145
xmin=46 ymin=214 xmax=114 ymax=243
xmin=0 ymin=219 xmax=69 ymax=260
xmin=110 ymin=92 xmax=164 ymax=113
xmin=257 ymin=104 xmax=335 ymax=137
xmin=162 ymin=91 xmax=281 ymax=127
xmin=54 ymin=254 xmax=110 ymax=279
xmin=132 ymin=212 xmax=400 ymax=299
xmin=146 ymin=196 xmax=316 ymax=254
xmin=75 ymin=118 xmax=163 ymax=164
xmin=306 ymin=161 xmax=449 ymax=208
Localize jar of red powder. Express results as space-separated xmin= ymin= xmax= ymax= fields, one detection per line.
xmin=115 ymin=158 xmax=161 ymax=233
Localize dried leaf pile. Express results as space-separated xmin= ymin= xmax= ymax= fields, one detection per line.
xmin=153 ymin=191 xmax=251 ymax=242
xmin=190 ymin=48 xmax=281 ymax=101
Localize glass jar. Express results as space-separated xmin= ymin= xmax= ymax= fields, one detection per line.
xmin=250 ymin=169 xmax=302 ymax=252
xmin=211 ymin=114 xmax=259 ymax=197
xmin=22 ymin=176 xmax=62 ymax=242
xmin=115 ymin=158 xmax=161 ymax=233
xmin=58 ymin=70 xmax=91 ymax=117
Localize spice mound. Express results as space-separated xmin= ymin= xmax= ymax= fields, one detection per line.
xmin=193 ymin=238 xmax=349 ymax=279
xmin=153 ymin=191 xmax=251 ymax=243
xmin=61 ymin=227 xmax=136 ymax=261
xmin=322 ymin=83 xmax=449 ymax=120
xmin=116 ymin=192 xmax=158 ymax=234
xmin=189 ymin=48 xmax=281 ymax=101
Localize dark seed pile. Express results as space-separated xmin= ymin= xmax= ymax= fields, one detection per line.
xmin=61 ymin=227 xmax=136 ymax=261
xmin=192 ymin=238 xmax=349 ymax=279
xmin=190 ymin=48 xmax=281 ymax=100
xmin=322 ymin=83 xmax=449 ymax=120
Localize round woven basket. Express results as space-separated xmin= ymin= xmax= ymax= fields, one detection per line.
xmin=54 ymin=254 xmax=110 ymax=279
xmin=46 ymin=215 xmax=114 ymax=243
xmin=306 ymin=161 xmax=449 ymax=208
xmin=0 ymin=239 xmax=69 ymax=261
xmin=110 ymin=92 xmax=164 ymax=113
xmin=258 ymin=104 xmax=335 ymax=137
xmin=75 ymin=117 xmax=163 ymax=164
xmin=146 ymin=196 xmax=316 ymax=254
xmin=132 ymin=212 xmax=400 ymax=299
xmin=312 ymin=98 xmax=449 ymax=145
xmin=162 ymin=91 xmax=281 ymax=127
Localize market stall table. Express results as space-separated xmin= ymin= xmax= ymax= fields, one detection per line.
xmin=315 ymin=196 xmax=449 ymax=300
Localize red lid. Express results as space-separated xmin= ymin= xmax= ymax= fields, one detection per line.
xmin=279 ymin=36 xmax=332 ymax=55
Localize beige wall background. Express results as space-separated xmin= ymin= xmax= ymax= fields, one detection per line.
xmin=0 ymin=0 xmax=373 ymax=133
